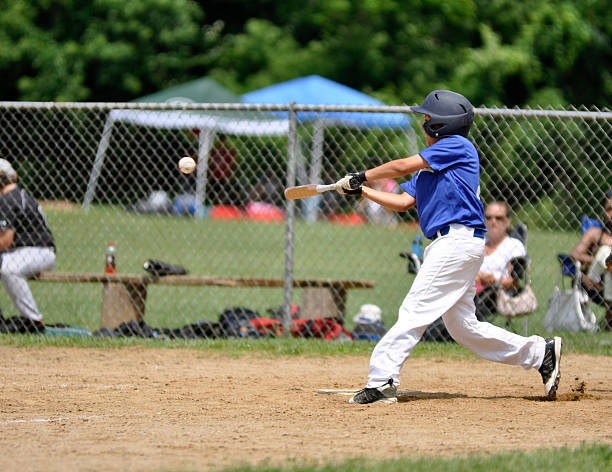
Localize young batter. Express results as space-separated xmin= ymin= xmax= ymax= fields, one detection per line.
xmin=336 ymin=90 xmax=562 ymax=404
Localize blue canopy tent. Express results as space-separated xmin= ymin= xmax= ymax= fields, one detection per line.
xmin=242 ymin=75 xmax=413 ymax=221
xmin=242 ymin=75 xmax=411 ymax=128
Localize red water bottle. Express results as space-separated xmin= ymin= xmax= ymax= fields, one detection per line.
xmin=105 ymin=242 xmax=116 ymax=275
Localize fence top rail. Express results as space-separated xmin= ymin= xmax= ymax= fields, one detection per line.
xmin=0 ymin=101 xmax=610 ymax=120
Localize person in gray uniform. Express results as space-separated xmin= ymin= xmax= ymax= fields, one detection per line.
xmin=0 ymin=158 xmax=56 ymax=327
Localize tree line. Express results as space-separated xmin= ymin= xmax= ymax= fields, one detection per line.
xmin=1 ymin=0 xmax=610 ymax=107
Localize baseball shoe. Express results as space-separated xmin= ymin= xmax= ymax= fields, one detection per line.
xmin=538 ymin=336 xmax=562 ymax=398
xmin=348 ymin=379 xmax=397 ymax=404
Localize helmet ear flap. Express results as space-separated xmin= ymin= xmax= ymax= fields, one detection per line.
xmin=464 ymin=108 xmax=474 ymax=127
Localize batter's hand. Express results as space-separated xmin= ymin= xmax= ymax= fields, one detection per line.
xmin=336 ymin=171 xmax=367 ymax=191
xmin=336 ymin=185 xmax=362 ymax=196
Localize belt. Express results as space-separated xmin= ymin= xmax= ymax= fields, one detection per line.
xmin=430 ymin=226 xmax=485 ymax=241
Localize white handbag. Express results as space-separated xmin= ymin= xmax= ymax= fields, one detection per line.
xmin=542 ymin=268 xmax=599 ymax=333
xmin=496 ymin=285 xmax=538 ymax=318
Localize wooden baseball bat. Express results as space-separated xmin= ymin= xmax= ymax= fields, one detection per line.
xmin=284 ymin=183 xmax=338 ymax=200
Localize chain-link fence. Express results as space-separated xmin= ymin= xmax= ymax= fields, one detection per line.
xmin=0 ymin=102 xmax=610 ymax=343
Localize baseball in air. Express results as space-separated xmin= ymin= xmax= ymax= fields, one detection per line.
xmin=178 ymin=156 xmax=196 ymax=174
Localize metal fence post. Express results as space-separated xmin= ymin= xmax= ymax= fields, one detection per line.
xmin=282 ymin=103 xmax=298 ymax=336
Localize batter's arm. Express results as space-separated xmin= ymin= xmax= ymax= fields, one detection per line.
xmin=361 ymin=186 xmax=416 ymax=212
xmin=364 ymin=154 xmax=429 ymax=181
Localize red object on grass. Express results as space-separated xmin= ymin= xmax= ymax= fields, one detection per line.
xmin=328 ymin=212 xmax=367 ymax=226
xmin=245 ymin=201 xmax=285 ymax=222
xmin=209 ymin=205 xmax=244 ymax=220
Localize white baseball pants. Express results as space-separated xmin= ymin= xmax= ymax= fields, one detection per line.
xmin=367 ymin=224 xmax=546 ymax=387
xmin=1 ymin=247 xmax=56 ymax=322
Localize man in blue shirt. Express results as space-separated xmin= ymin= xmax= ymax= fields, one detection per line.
xmin=336 ymin=90 xmax=562 ymax=404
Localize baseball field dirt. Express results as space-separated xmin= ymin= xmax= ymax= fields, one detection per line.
xmin=1 ymin=345 xmax=611 ymax=471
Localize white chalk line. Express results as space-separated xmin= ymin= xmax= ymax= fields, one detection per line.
xmin=0 ymin=415 xmax=104 ymax=425
xmin=1 ymin=410 xmax=164 ymax=425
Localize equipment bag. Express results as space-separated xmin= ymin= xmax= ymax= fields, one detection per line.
xmin=143 ymin=259 xmax=187 ymax=277
xmin=542 ymin=268 xmax=598 ymax=333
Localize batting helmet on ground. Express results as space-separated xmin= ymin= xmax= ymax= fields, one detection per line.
xmin=411 ymin=90 xmax=474 ymax=138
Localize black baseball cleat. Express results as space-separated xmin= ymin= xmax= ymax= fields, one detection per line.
xmin=538 ymin=336 xmax=562 ymax=398
xmin=348 ymin=379 xmax=397 ymax=404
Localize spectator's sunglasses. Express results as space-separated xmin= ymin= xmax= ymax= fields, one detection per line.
xmin=485 ymin=214 xmax=507 ymax=221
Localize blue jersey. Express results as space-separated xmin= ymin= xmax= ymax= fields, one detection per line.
xmin=400 ymin=135 xmax=486 ymax=239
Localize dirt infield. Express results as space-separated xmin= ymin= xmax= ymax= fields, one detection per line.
xmin=1 ymin=346 xmax=611 ymax=472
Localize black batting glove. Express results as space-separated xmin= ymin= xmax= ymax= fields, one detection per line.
xmin=348 ymin=171 xmax=367 ymax=189
xmin=336 ymin=170 xmax=367 ymax=192
xmin=336 ymin=185 xmax=363 ymax=196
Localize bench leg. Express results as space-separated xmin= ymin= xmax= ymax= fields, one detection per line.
xmin=331 ymin=286 xmax=347 ymax=323
xmin=101 ymin=282 xmax=148 ymax=330
xmin=300 ymin=286 xmax=347 ymax=322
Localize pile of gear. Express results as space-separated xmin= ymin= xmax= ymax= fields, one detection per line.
xmin=92 ymin=303 xmax=388 ymax=341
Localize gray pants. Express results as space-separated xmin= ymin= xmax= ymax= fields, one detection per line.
xmin=1 ymin=247 xmax=56 ymax=321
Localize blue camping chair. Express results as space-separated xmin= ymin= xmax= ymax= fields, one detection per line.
xmin=582 ymin=215 xmax=602 ymax=234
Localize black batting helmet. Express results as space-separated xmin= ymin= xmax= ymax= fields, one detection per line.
xmin=411 ymin=90 xmax=474 ymax=138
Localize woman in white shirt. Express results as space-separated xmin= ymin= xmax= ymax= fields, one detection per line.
xmin=475 ymin=201 xmax=526 ymax=321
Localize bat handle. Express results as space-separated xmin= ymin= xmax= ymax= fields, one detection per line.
xmin=316 ymin=183 xmax=339 ymax=193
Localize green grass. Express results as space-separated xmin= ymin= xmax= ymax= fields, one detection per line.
xmin=0 ymin=204 xmax=610 ymax=355
xmin=0 ymin=334 xmax=480 ymax=357
xmin=1 ymin=332 xmax=610 ymax=357
xmin=201 ymin=443 xmax=612 ymax=472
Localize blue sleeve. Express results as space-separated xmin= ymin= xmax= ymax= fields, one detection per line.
xmin=400 ymin=174 xmax=417 ymax=197
xmin=419 ymin=136 xmax=474 ymax=171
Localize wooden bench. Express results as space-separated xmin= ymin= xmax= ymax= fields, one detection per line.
xmin=31 ymin=272 xmax=375 ymax=330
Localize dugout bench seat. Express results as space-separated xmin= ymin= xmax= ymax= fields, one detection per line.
xmin=31 ymin=272 xmax=375 ymax=330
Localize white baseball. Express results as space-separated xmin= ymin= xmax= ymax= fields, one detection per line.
xmin=178 ymin=156 xmax=196 ymax=174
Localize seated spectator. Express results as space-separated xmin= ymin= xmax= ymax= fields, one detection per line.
xmin=474 ymin=201 xmax=526 ymax=321
xmin=571 ymin=189 xmax=612 ymax=305
xmin=0 ymin=159 xmax=56 ymax=330
xmin=571 ymin=189 xmax=612 ymax=270
xmin=583 ymin=246 xmax=612 ymax=330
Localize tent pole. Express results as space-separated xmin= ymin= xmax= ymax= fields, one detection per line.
xmin=83 ymin=117 xmax=114 ymax=212
xmin=282 ymin=104 xmax=298 ymax=336
xmin=195 ymin=128 xmax=215 ymax=219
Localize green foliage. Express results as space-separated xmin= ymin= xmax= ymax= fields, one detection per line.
xmin=0 ymin=0 xmax=221 ymax=100
xmin=450 ymin=25 xmax=538 ymax=106
xmin=210 ymin=19 xmax=327 ymax=94
xmin=1 ymin=0 xmax=609 ymax=106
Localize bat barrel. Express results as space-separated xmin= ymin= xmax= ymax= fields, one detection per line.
xmin=284 ymin=183 xmax=337 ymax=199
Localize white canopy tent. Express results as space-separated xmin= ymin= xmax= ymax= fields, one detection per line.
xmin=82 ymin=108 xmax=290 ymax=215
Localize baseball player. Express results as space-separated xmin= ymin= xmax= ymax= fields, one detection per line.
xmin=336 ymin=90 xmax=562 ymax=404
xmin=0 ymin=159 xmax=56 ymax=328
